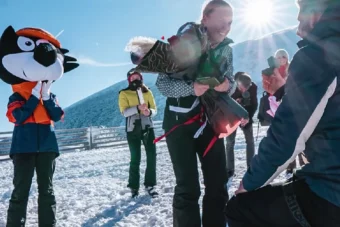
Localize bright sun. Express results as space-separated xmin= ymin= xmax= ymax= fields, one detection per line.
xmin=244 ymin=0 xmax=273 ymax=26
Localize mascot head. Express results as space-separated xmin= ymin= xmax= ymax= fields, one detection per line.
xmin=0 ymin=25 xmax=79 ymax=85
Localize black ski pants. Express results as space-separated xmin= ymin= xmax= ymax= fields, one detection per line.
xmin=7 ymin=152 xmax=57 ymax=227
xmin=127 ymin=127 xmax=157 ymax=190
xmin=166 ymin=122 xmax=229 ymax=227
xmin=226 ymin=124 xmax=255 ymax=176
xmin=225 ymin=178 xmax=340 ymax=227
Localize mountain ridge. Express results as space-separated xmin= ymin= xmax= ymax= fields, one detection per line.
xmin=55 ymin=27 xmax=301 ymax=129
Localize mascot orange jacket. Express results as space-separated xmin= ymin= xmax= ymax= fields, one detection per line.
xmin=0 ymin=26 xmax=79 ymax=156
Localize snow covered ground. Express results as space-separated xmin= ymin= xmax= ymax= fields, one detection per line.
xmin=0 ymin=125 xmax=288 ymax=226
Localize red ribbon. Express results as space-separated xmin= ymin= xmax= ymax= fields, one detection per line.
xmin=154 ymin=108 xmax=219 ymax=157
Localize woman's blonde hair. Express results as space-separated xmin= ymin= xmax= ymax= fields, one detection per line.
xmin=200 ymin=0 xmax=232 ymax=22
xmin=274 ymin=49 xmax=290 ymax=79
xmin=274 ymin=49 xmax=290 ymax=62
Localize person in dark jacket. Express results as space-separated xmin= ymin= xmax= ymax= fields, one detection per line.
xmin=156 ymin=1 xmax=236 ymax=226
xmin=226 ymin=72 xmax=258 ymax=178
xmin=0 ymin=26 xmax=79 ymax=227
xmin=225 ymin=0 xmax=340 ymax=226
xmin=275 ymin=49 xmax=306 ymax=174
xmin=118 ymin=69 xmax=158 ymax=198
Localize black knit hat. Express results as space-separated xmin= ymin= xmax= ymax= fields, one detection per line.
xmin=127 ymin=68 xmax=143 ymax=83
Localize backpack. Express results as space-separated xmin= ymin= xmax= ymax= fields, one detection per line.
xmin=257 ymin=91 xmax=273 ymax=126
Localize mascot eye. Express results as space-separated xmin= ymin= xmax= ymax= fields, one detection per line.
xmin=17 ymin=37 xmax=35 ymax=51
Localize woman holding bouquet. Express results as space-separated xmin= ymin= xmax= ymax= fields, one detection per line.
xmin=155 ymin=1 xmax=237 ymax=226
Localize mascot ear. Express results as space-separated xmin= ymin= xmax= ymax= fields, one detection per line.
xmin=59 ymin=48 xmax=69 ymax=54
xmin=63 ymin=55 xmax=79 ymax=73
xmin=0 ymin=26 xmax=17 ymax=45
xmin=56 ymin=49 xmax=79 ymax=73
xmin=64 ymin=62 xmax=80 ymax=73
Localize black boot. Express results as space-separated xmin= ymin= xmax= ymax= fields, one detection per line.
xmin=145 ymin=186 xmax=159 ymax=198
xmin=130 ymin=188 xmax=139 ymax=198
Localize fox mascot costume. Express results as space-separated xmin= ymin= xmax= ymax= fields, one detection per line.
xmin=0 ymin=25 xmax=79 ymax=226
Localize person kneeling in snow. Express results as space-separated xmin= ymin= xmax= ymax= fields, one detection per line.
xmin=225 ymin=0 xmax=340 ymax=226
xmin=275 ymin=48 xmax=307 ymax=174
xmin=118 ymin=69 xmax=158 ymax=198
xmin=261 ymin=50 xmax=307 ymax=174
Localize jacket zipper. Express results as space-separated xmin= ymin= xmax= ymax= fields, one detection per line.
xmin=32 ymin=114 xmax=39 ymax=152
xmin=176 ymin=98 xmax=179 ymax=121
xmin=37 ymin=125 xmax=39 ymax=152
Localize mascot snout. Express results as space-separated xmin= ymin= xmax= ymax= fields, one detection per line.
xmin=33 ymin=42 xmax=57 ymax=67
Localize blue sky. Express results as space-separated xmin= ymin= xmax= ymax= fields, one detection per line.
xmin=0 ymin=0 xmax=299 ymax=131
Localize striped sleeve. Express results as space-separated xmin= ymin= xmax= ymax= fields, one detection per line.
xmin=242 ymin=48 xmax=338 ymax=191
xmin=6 ymin=93 xmax=39 ymax=124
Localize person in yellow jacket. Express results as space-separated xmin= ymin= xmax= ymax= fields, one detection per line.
xmin=118 ymin=69 xmax=158 ymax=198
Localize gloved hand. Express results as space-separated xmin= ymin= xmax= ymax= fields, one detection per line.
xmin=31 ymin=81 xmax=42 ymax=99
xmin=41 ymin=81 xmax=53 ymax=100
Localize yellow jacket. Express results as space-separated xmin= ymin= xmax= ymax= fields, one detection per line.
xmin=118 ymin=87 xmax=157 ymax=132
